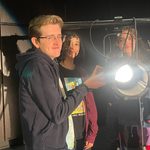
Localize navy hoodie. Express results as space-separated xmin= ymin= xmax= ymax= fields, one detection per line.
xmin=16 ymin=48 xmax=88 ymax=150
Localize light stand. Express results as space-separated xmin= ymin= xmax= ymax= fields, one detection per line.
xmin=103 ymin=17 xmax=149 ymax=150
xmin=139 ymin=97 xmax=146 ymax=150
xmin=114 ymin=63 xmax=149 ymax=150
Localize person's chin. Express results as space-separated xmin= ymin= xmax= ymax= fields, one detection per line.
xmin=56 ymin=52 xmax=61 ymax=57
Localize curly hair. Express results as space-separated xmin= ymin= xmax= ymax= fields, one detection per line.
xmin=59 ymin=32 xmax=80 ymax=62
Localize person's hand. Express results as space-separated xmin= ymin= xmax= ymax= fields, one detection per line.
xmin=91 ymin=65 xmax=102 ymax=76
xmin=84 ymin=65 xmax=105 ymax=89
xmin=84 ymin=141 xmax=93 ymax=150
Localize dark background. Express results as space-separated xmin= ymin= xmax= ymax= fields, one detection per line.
xmin=1 ymin=0 xmax=150 ymax=24
xmin=1 ymin=1 xmax=150 ymax=149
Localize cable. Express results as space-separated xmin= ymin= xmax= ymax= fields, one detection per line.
xmin=103 ymin=32 xmax=118 ymax=62
xmin=133 ymin=17 xmax=139 ymax=63
xmin=89 ymin=19 xmax=108 ymax=59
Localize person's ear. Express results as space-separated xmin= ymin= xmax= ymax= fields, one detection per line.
xmin=31 ymin=37 xmax=40 ymax=48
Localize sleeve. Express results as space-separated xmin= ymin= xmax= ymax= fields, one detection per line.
xmin=85 ymin=91 xmax=99 ymax=143
xmin=25 ymin=61 xmax=88 ymax=125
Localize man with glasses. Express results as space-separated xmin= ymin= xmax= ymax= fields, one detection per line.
xmin=16 ymin=15 xmax=104 ymax=150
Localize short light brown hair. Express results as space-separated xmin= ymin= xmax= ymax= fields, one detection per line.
xmin=28 ymin=15 xmax=64 ymax=38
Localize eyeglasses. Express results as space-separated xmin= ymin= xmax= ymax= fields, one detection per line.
xmin=38 ymin=34 xmax=63 ymax=41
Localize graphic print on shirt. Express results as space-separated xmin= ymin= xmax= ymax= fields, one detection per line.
xmin=64 ymin=77 xmax=85 ymax=116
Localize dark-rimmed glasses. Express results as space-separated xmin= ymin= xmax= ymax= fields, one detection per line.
xmin=38 ymin=34 xmax=63 ymax=41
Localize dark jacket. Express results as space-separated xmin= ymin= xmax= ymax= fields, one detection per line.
xmin=15 ymin=48 xmax=89 ymax=150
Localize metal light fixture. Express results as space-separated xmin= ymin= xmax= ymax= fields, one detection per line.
xmin=113 ymin=62 xmax=149 ymax=100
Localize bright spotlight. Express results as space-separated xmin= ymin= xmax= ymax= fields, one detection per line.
xmin=113 ymin=63 xmax=149 ymax=100
xmin=115 ymin=64 xmax=133 ymax=83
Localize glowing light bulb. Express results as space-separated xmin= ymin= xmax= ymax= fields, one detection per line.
xmin=115 ymin=64 xmax=133 ymax=83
